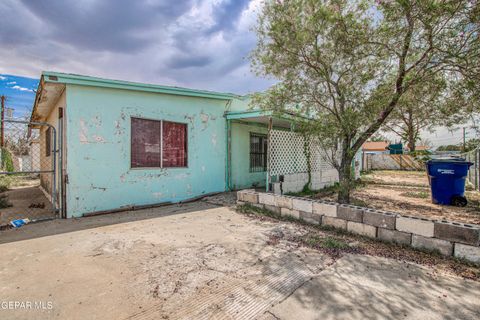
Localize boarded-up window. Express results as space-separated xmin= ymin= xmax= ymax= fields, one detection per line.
xmin=45 ymin=127 xmax=51 ymax=157
xmin=131 ymin=118 xmax=161 ymax=167
xmin=131 ymin=118 xmax=187 ymax=168
xmin=162 ymin=121 xmax=187 ymax=168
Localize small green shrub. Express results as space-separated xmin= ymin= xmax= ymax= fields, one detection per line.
xmin=0 ymin=194 xmax=12 ymax=209
xmin=1 ymin=148 xmax=14 ymax=172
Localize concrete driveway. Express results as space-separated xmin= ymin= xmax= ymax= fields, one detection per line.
xmin=0 ymin=202 xmax=479 ymax=320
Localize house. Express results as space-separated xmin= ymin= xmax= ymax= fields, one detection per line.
xmin=361 ymin=141 xmax=389 ymax=155
xmin=31 ymin=72 xmax=340 ymax=218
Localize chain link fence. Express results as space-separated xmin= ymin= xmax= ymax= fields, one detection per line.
xmin=463 ymin=148 xmax=480 ymax=191
xmin=0 ymin=119 xmax=57 ymax=226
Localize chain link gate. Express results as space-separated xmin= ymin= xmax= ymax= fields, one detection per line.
xmin=0 ymin=119 xmax=59 ymax=226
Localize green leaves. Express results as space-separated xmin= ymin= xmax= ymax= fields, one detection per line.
xmin=251 ymin=0 xmax=479 ymax=201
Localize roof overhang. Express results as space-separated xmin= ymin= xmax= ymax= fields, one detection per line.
xmin=30 ymin=75 xmax=65 ymax=123
xmin=225 ymin=110 xmax=308 ymax=129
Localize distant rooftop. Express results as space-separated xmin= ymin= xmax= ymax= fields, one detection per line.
xmin=362 ymin=141 xmax=389 ymax=151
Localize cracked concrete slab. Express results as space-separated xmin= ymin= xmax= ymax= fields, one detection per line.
xmin=0 ymin=202 xmax=478 ymax=320
xmin=264 ymin=254 xmax=480 ymax=320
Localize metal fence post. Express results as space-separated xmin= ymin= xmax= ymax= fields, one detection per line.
xmin=474 ymin=150 xmax=480 ymax=190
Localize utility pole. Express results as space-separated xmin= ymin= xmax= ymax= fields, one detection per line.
xmin=463 ymin=127 xmax=466 ymax=152
xmin=0 ymin=95 xmax=5 ymax=148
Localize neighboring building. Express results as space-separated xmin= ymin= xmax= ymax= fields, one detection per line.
xmin=31 ymin=72 xmax=339 ymax=218
xmin=29 ymin=139 xmax=40 ymax=171
xmin=361 ymin=141 xmax=389 ymax=155
xmin=388 ymin=143 xmax=403 ymax=154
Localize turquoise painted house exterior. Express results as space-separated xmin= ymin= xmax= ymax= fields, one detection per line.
xmin=32 ymin=72 xmax=276 ymax=218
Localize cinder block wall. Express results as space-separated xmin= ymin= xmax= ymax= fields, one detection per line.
xmin=271 ymin=169 xmax=339 ymax=194
xmin=237 ymin=190 xmax=480 ymax=264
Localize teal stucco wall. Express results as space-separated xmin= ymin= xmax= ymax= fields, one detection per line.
xmin=65 ymin=84 xmax=230 ymax=217
xmin=230 ymin=122 xmax=268 ymax=190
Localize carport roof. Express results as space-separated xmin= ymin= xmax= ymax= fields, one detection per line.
xmin=225 ymin=110 xmax=310 ymax=129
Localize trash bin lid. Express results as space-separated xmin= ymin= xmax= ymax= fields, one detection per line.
xmin=427 ymin=157 xmax=472 ymax=166
xmin=428 ymin=157 xmax=466 ymax=162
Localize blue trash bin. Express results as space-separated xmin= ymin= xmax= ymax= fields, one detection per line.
xmin=426 ymin=159 xmax=473 ymax=206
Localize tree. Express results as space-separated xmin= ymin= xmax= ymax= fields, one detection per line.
xmin=383 ymin=77 xmax=444 ymax=151
xmin=436 ymin=144 xmax=462 ymax=152
xmin=251 ymin=0 xmax=479 ymax=203
xmin=369 ymin=133 xmax=389 ymax=143
xmin=465 ymin=138 xmax=480 ymax=152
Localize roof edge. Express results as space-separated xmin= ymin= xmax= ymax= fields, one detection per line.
xmin=42 ymin=71 xmax=244 ymax=101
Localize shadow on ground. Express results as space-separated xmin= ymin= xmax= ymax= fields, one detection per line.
xmin=0 ymin=201 xmax=220 ymax=244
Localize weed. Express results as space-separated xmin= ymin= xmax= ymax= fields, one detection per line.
xmin=401 ymin=191 xmax=430 ymax=199
xmin=236 ymin=203 xmax=281 ymax=219
xmin=303 ymin=234 xmax=349 ymax=249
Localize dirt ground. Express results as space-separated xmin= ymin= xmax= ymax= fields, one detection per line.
xmin=317 ymin=170 xmax=480 ymax=224
xmin=0 ymin=175 xmax=55 ymax=226
xmin=0 ymin=200 xmax=479 ymax=320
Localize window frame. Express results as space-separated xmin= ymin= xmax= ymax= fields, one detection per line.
xmin=249 ymin=132 xmax=268 ymax=173
xmin=130 ymin=117 xmax=188 ymax=169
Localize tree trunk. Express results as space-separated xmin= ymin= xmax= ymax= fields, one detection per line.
xmin=406 ymin=108 xmax=416 ymax=152
xmin=407 ymin=132 xmax=416 ymax=152
xmin=337 ymin=153 xmax=354 ymax=204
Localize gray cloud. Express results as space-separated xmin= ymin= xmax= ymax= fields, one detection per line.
xmin=0 ymin=0 xmax=274 ymax=94
xmin=19 ymin=0 xmax=193 ymax=52
xmin=208 ymin=0 xmax=251 ymax=34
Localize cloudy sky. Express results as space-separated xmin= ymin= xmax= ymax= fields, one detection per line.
xmin=0 ymin=0 xmax=475 ymax=147
xmin=0 ymin=0 xmax=272 ymax=94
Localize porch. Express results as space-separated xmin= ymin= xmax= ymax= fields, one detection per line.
xmin=225 ymin=110 xmax=339 ymax=194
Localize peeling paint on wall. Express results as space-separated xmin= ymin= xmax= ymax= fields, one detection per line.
xmin=66 ymin=84 xmax=232 ymax=217
xmin=200 ymin=112 xmax=209 ymax=130
xmin=92 ymin=135 xmax=106 ymax=143
xmin=211 ymin=133 xmax=218 ymax=147
xmin=79 ymin=119 xmax=89 ymax=144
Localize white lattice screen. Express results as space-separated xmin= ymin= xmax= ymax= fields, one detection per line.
xmin=269 ymin=129 xmax=333 ymax=176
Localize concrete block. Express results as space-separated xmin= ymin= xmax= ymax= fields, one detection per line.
xmin=292 ymin=198 xmax=313 ymax=213
xmin=299 ymin=211 xmax=321 ymax=225
xmin=377 ymin=228 xmax=411 ymax=245
xmin=454 ymin=243 xmax=480 ymax=264
xmin=412 ymin=235 xmax=453 ymax=256
xmin=347 ymin=221 xmax=377 ymax=237
xmin=322 ymin=216 xmax=347 ymax=230
xmin=258 ymin=193 xmax=275 ymax=206
xmin=434 ymin=221 xmax=480 ymax=246
xmin=242 ymin=192 xmax=259 ymax=204
xmin=281 ymin=208 xmax=300 ymax=219
xmin=272 ymin=183 xmax=282 ymax=195
xmin=337 ymin=205 xmax=363 ymax=222
xmin=237 ymin=189 xmax=255 ymax=200
xmin=396 ymin=216 xmax=434 ymax=238
xmin=264 ymin=204 xmax=281 ymax=214
xmin=275 ymin=195 xmax=293 ymax=209
xmin=363 ymin=209 xmax=396 ymax=229
xmin=313 ymin=201 xmax=337 ymax=217
xmin=236 ymin=200 xmax=246 ymax=206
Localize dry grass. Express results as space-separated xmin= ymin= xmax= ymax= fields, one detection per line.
xmin=237 ymin=204 xmax=480 ymax=281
